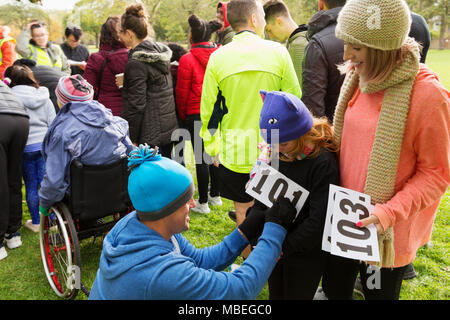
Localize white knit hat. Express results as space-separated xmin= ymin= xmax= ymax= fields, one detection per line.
xmin=335 ymin=0 xmax=412 ymax=51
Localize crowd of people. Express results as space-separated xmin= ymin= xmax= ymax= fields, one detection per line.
xmin=0 ymin=0 xmax=449 ymax=301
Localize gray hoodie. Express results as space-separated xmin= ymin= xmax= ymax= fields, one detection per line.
xmin=11 ymin=85 xmax=56 ymax=146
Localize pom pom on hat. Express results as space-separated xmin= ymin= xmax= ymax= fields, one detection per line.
xmin=127 ymin=144 xmax=195 ymax=221
xmin=55 ymin=75 xmax=94 ymax=106
xmin=259 ymin=90 xmax=313 ymax=144
xmin=335 ymin=0 xmax=412 ymax=51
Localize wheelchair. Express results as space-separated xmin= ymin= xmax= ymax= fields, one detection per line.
xmin=39 ymin=156 xmax=133 ymax=300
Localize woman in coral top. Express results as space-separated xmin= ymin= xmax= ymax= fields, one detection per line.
xmin=176 ymin=14 xmax=222 ymax=214
xmin=331 ymin=0 xmax=449 ymax=300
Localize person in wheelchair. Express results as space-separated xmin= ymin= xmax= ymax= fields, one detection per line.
xmin=38 ymin=75 xmax=135 ymax=218
xmin=89 ymin=144 xmax=297 ymax=300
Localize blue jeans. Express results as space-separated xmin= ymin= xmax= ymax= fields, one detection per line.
xmin=22 ymin=151 xmax=45 ymax=225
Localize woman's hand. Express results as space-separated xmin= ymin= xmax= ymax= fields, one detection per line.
xmin=356 ymin=215 xmax=384 ymax=234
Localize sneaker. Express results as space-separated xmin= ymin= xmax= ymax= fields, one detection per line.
xmin=403 ymin=263 xmax=417 ymax=280
xmin=208 ymin=194 xmax=223 ymax=206
xmin=228 ymin=210 xmax=236 ymax=222
xmin=0 ymin=244 xmax=7 ymax=261
xmin=25 ymin=220 xmax=40 ymax=233
xmin=4 ymin=232 xmax=22 ymax=249
xmin=424 ymin=241 xmax=433 ymax=249
xmin=190 ymin=200 xmax=211 ymax=214
xmin=313 ymin=287 xmax=329 ymax=300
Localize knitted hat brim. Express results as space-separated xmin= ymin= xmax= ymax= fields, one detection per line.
xmin=335 ymin=27 xmax=407 ymax=51
xmin=137 ymin=182 xmax=195 ymax=221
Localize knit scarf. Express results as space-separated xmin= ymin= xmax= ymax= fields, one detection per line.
xmin=333 ymin=37 xmax=421 ymax=267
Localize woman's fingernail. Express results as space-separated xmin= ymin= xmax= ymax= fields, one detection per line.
xmin=356 ymin=221 xmax=363 ymax=227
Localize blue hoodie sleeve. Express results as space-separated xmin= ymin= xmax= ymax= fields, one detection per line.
xmin=39 ymin=133 xmax=71 ymax=208
xmin=176 ymin=228 xmax=248 ymax=271
xmin=148 ymin=222 xmax=286 ymax=300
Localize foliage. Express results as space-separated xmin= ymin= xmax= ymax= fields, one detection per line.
xmin=406 ymin=0 xmax=449 ymax=49
xmin=4 ymin=0 xmax=448 ymax=47
xmin=70 ymin=0 xmax=130 ymax=46
xmin=0 ymin=2 xmax=49 ymax=30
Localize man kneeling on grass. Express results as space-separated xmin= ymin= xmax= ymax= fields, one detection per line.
xmin=89 ymin=144 xmax=296 ymax=300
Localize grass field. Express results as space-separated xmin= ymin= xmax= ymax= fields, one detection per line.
xmin=0 ymin=50 xmax=448 ymax=301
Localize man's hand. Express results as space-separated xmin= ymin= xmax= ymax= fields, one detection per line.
xmin=238 ymin=206 xmax=266 ymax=242
xmin=265 ymin=197 xmax=297 ymax=231
xmin=212 ymin=155 xmax=220 ymax=167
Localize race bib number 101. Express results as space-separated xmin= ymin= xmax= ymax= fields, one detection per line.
xmin=245 ymin=163 xmax=309 ymax=218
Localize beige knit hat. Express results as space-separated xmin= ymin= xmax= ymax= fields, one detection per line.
xmin=335 ymin=0 xmax=412 ymax=51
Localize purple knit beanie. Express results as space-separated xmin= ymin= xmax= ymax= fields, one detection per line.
xmin=55 ymin=75 xmax=94 ymax=105
xmin=259 ymin=90 xmax=313 ymax=144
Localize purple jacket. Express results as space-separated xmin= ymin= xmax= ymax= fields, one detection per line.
xmin=38 ymin=100 xmax=135 ymax=208
xmin=84 ymin=45 xmax=128 ymax=116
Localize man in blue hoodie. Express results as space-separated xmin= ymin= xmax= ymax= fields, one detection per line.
xmin=89 ymin=145 xmax=297 ymax=300
xmin=38 ymin=75 xmax=134 ymax=214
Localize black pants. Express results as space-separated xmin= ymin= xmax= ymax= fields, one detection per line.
xmin=359 ymin=263 xmax=408 ymax=300
xmin=0 ymin=114 xmax=29 ymax=243
xmin=185 ymin=115 xmax=220 ymax=204
xmin=321 ymin=253 xmax=360 ymax=300
xmin=268 ymin=250 xmax=327 ymax=300
xmin=322 ymin=253 xmax=408 ymax=300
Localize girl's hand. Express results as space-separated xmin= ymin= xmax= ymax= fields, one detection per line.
xmin=356 ymin=215 xmax=384 ymax=234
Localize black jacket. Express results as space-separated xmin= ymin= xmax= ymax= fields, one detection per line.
xmin=121 ymin=40 xmax=178 ymax=146
xmin=60 ymin=43 xmax=90 ymax=75
xmin=409 ymin=12 xmax=431 ymax=63
xmin=279 ymin=150 xmax=339 ymax=256
xmin=301 ymin=7 xmax=345 ymax=123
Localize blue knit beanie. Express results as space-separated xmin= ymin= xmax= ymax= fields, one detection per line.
xmin=259 ymin=90 xmax=313 ymax=144
xmin=127 ymin=145 xmax=195 ymax=221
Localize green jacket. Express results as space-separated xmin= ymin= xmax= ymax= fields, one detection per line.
xmin=200 ymin=31 xmax=301 ymax=174
xmin=287 ymin=29 xmax=308 ymax=88
xmin=215 ymin=26 xmax=235 ymax=46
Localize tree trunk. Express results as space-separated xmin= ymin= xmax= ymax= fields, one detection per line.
xmin=439 ymin=12 xmax=447 ymax=50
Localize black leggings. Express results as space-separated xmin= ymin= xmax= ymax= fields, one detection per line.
xmin=321 ymin=253 xmax=407 ymax=300
xmin=0 ymin=114 xmax=29 ymax=242
xmin=268 ymin=250 xmax=327 ymax=300
xmin=185 ymin=115 xmax=220 ymax=204
xmin=359 ymin=263 xmax=408 ymax=300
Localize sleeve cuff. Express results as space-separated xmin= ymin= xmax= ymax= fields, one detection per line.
xmin=371 ymin=204 xmax=392 ymax=232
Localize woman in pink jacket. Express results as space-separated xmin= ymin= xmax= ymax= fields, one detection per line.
xmin=84 ymin=16 xmax=128 ymax=116
xmin=176 ymin=14 xmax=222 ymax=214
xmin=330 ymin=0 xmax=449 ymax=300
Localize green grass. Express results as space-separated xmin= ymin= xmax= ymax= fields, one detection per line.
xmin=0 ymin=50 xmax=449 ymax=301
xmin=426 ymin=49 xmax=450 ymax=90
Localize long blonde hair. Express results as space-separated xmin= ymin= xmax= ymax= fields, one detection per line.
xmin=279 ymin=117 xmax=339 ymax=162
xmin=338 ymin=40 xmax=422 ymax=85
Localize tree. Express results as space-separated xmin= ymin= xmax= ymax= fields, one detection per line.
xmin=406 ymin=0 xmax=449 ymax=50
xmin=0 ymin=2 xmax=49 ymax=30
xmin=71 ymin=0 xmax=130 ymax=47
xmin=15 ymin=0 xmax=42 ymax=4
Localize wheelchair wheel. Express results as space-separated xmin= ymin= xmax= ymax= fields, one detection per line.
xmin=39 ymin=203 xmax=81 ymax=300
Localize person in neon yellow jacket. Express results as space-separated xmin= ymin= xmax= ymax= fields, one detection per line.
xmin=200 ymin=0 xmax=301 ymax=244
xmin=16 ymin=22 xmax=70 ymax=74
